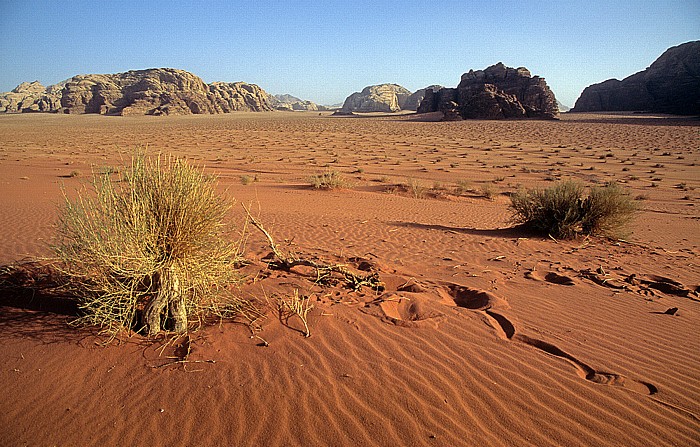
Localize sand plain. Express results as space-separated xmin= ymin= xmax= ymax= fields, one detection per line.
xmin=0 ymin=111 xmax=699 ymax=447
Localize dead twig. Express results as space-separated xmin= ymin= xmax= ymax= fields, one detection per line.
xmin=242 ymin=204 xmax=384 ymax=292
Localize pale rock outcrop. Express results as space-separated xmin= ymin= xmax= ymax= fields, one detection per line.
xmin=0 ymin=81 xmax=62 ymax=113
xmin=270 ymin=94 xmax=320 ymax=111
xmin=341 ymin=84 xmax=412 ymax=112
xmin=572 ymin=41 xmax=700 ymax=115
xmin=1 ymin=68 xmax=275 ymax=115
xmin=209 ymin=81 xmax=274 ymax=113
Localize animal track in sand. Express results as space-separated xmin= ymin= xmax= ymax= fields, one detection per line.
xmin=481 ymin=309 xmax=658 ymax=396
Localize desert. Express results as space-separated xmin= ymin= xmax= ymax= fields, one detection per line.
xmin=0 ymin=110 xmax=698 ymax=446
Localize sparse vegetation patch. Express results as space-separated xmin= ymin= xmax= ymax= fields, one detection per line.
xmin=509 ymin=180 xmax=636 ymax=239
xmin=54 ymin=153 xmax=250 ymax=336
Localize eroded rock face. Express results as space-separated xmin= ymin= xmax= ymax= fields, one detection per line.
xmin=209 ymin=81 xmax=274 ymax=113
xmin=271 ymin=94 xmax=320 ymax=111
xmin=572 ymin=41 xmax=700 ymax=115
xmin=61 ymin=69 xmax=218 ymax=115
xmin=0 ymin=81 xmax=62 ymax=113
xmin=403 ymin=85 xmax=442 ymax=111
xmin=1 ymin=68 xmax=274 ymax=115
xmin=341 ymin=84 xmax=412 ymax=112
xmin=417 ymin=63 xmax=558 ymax=120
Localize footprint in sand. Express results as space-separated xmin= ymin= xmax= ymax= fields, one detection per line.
xmin=441 ymin=284 xmax=509 ymax=311
xmin=361 ymin=292 xmax=445 ymax=328
xmin=525 ymin=270 xmax=576 ymax=286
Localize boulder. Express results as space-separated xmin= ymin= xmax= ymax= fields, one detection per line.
xmin=572 ymin=41 xmax=700 ymax=115
xmin=341 ymin=84 xmax=412 ymax=112
xmin=416 ymin=63 xmax=558 ymax=120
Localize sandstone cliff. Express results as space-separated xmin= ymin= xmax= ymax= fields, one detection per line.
xmin=271 ymin=94 xmax=322 ymax=111
xmin=418 ymin=63 xmax=559 ymax=120
xmin=572 ymin=41 xmax=700 ymax=115
xmin=0 ymin=81 xmax=63 ymax=113
xmin=341 ymin=84 xmax=412 ymax=112
xmin=1 ymin=68 xmax=274 ymax=115
xmin=403 ymin=86 xmax=442 ymax=111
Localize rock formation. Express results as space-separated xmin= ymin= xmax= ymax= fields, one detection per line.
xmin=403 ymin=85 xmax=442 ymax=111
xmin=1 ymin=68 xmax=274 ymax=115
xmin=0 ymin=81 xmax=63 ymax=113
xmin=271 ymin=94 xmax=321 ymax=111
xmin=209 ymin=81 xmax=273 ymax=113
xmin=418 ymin=63 xmax=559 ymax=120
xmin=572 ymin=41 xmax=700 ymax=115
xmin=341 ymin=84 xmax=412 ymax=113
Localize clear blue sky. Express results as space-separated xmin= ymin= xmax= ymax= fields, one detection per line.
xmin=1 ymin=1 xmax=698 ymax=107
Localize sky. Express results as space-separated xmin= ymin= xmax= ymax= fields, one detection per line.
xmin=0 ymin=1 xmax=698 ymax=107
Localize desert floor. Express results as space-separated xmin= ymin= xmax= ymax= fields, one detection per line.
xmin=0 ymin=111 xmax=698 ymax=447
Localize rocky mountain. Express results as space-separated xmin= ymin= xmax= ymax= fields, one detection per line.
xmin=270 ymin=94 xmax=324 ymax=111
xmin=572 ymin=41 xmax=700 ymax=115
xmin=403 ymin=85 xmax=442 ymax=111
xmin=557 ymin=101 xmax=570 ymax=112
xmin=341 ymin=84 xmax=412 ymax=113
xmin=0 ymin=81 xmax=63 ymax=113
xmin=1 ymin=68 xmax=274 ymax=115
xmin=418 ymin=63 xmax=559 ymax=120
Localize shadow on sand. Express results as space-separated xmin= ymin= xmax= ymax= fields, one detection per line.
xmin=389 ymin=221 xmax=540 ymax=239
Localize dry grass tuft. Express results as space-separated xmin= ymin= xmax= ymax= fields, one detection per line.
xmin=309 ymin=170 xmax=347 ymax=189
xmin=54 ymin=152 xmax=253 ymax=336
xmin=509 ymin=180 xmax=636 ymax=239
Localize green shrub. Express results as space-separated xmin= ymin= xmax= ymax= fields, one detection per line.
xmin=54 ymin=153 xmax=246 ymax=336
xmin=509 ymin=180 xmax=635 ymax=239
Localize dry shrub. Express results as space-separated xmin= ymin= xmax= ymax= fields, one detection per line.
xmin=310 ymin=170 xmax=347 ymax=189
xmin=54 ymin=153 xmax=250 ymax=336
xmin=509 ymin=180 xmax=636 ymax=239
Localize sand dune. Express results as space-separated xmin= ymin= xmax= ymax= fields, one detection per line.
xmin=1 ymin=112 xmax=698 ymax=446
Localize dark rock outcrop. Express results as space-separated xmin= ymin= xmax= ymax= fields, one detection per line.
xmin=1 ymin=68 xmax=274 ymax=115
xmin=403 ymin=85 xmax=442 ymax=111
xmin=341 ymin=84 xmax=412 ymax=112
xmin=417 ymin=63 xmax=558 ymax=120
xmin=572 ymin=41 xmax=700 ymax=115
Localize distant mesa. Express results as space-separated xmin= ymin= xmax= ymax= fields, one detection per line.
xmin=417 ymin=63 xmax=559 ymax=120
xmin=271 ymin=94 xmax=331 ymax=112
xmin=572 ymin=41 xmax=700 ymax=115
xmin=1 ymin=68 xmax=275 ymax=115
xmin=340 ymin=84 xmax=412 ymax=113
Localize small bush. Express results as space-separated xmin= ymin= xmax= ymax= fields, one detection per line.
xmin=54 ymin=153 xmax=247 ymax=336
xmin=509 ymin=180 xmax=635 ymax=239
xmin=310 ymin=170 xmax=347 ymax=189
xmin=408 ymin=178 xmax=427 ymax=199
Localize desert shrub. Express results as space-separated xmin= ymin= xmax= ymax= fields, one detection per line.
xmin=408 ymin=178 xmax=427 ymax=199
xmin=509 ymin=180 xmax=635 ymax=239
xmin=579 ymin=182 xmax=637 ymax=237
xmin=54 ymin=153 xmax=246 ymax=336
xmin=310 ymin=170 xmax=346 ymax=189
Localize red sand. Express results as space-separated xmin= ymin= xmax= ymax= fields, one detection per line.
xmin=1 ymin=112 xmax=698 ymax=446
